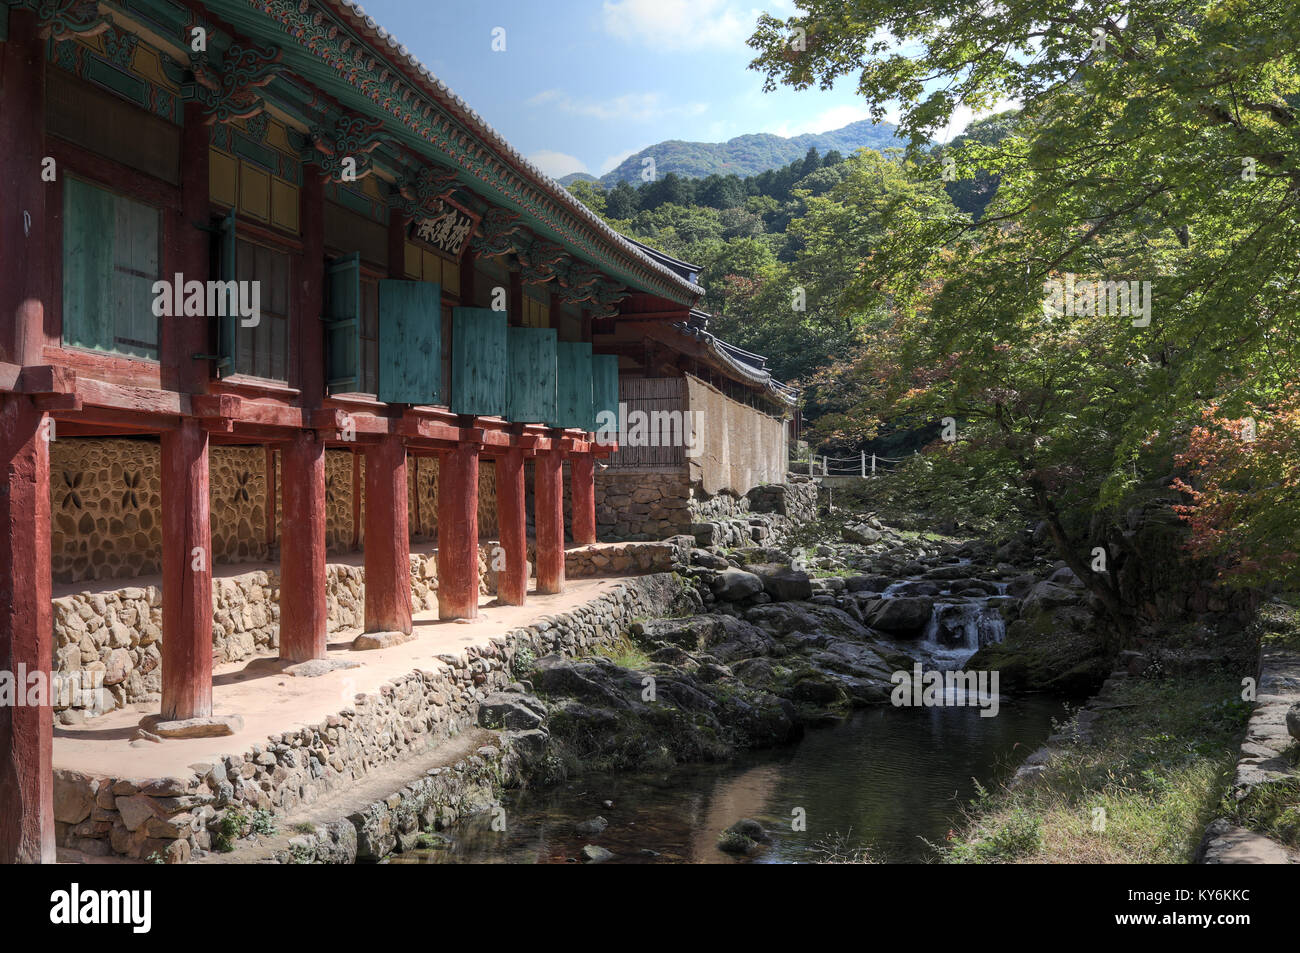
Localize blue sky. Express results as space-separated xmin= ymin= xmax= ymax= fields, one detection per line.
xmin=357 ymin=0 xmax=976 ymax=180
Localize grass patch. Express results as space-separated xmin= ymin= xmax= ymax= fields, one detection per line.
xmin=1254 ymin=595 xmax=1300 ymax=651
xmin=1226 ymin=772 xmax=1300 ymax=849
xmin=598 ymin=637 xmax=653 ymax=672
xmin=945 ymin=672 xmax=1251 ymax=863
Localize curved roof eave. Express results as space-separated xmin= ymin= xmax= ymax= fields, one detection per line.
xmin=324 ymin=0 xmax=704 ymax=304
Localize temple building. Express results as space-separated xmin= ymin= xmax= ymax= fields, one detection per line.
xmin=0 ymin=0 xmax=793 ymax=862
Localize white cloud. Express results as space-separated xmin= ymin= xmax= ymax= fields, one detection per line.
xmin=601 ymin=0 xmax=758 ymax=51
xmin=599 ymin=146 xmax=646 ymax=175
xmin=528 ymin=89 xmax=706 ymax=123
xmin=529 ymin=150 xmax=589 ymax=179
xmin=764 ymin=104 xmax=877 ymax=139
xmin=932 ymin=98 xmax=1019 ymax=144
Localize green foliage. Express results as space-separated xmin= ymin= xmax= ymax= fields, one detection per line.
xmin=511 ymin=645 xmax=537 ymax=679
xmin=848 ymin=445 xmax=1030 ymax=537
xmin=747 ymin=0 xmax=1300 ymax=614
xmin=212 ymin=809 xmax=246 ymax=853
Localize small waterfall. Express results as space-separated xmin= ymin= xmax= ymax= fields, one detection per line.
xmin=919 ymin=601 xmax=1006 ymax=667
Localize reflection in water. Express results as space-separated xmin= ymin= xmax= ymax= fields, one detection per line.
xmin=390 ymin=696 xmax=1065 ymax=865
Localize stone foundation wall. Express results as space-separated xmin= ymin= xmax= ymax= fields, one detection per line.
xmin=53 ymin=547 xmax=505 ymax=722
xmin=324 ymin=450 xmax=358 ymax=555
xmin=51 ymin=439 xmax=271 ymax=584
xmin=594 ymin=469 xmax=692 ymax=540
xmin=595 ymin=471 xmax=814 ymax=546
xmin=52 ymin=573 xmax=691 ymax=863
xmin=563 ymin=539 xmax=688 ymax=578
xmin=689 ymin=478 xmax=820 ymax=549
xmin=49 ymin=439 xmax=502 ymax=583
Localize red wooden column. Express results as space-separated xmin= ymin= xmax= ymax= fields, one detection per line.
xmin=0 ymin=395 xmax=54 ymax=863
xmin=495 ymin=448 xmax=527 ymax=605
xmin=570 ymin=451 xmax=597 ymax=546
xmin=364 ymin=435 xmax=412 ymax=633
xmin=0 ymin=9 xmax=49 ymax=367
xmin=279 ymin=431 xmax=327 ymax=661
xmin=534 ymin=447 xmax=565 ymax=594
xmin=437 ymin=443 xmax=480 ymax=619
xmin=160 ymin=419 xmax=213 ymax=721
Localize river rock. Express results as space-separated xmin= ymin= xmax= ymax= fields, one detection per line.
xmin=477 ymin=692 xmax=546 ymax=730
xmin=845 ymin=574 xmax=894 ymax=593
xmin=725 ymin=818 xmax=768 ymax=842
xmin=1021 ymin=581 xmax=1082 ymax=613
xmin=575 ymin=816 xmax=608 ymax=836
xmin=865 ymin=597 xmax=933 ymax=636
xmin=581 ymin=844 xmax=614 ymax=863
xmin=1287 ymin=702 xmax=1300 ymax=743
xmin=711 ymin=568 xmax=764 ymax=601
xmin=842 ymin=523 xmax=881 ymax=544
xmin=750 ymin=563 xmax=813 ymax=602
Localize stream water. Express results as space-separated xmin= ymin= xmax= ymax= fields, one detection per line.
xmin=386 ymin=565 xmax=1064 ymax=864
xmin=390 ymin=694 xmax=1066 ymax=864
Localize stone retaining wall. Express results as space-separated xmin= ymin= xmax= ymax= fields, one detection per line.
xmin=52 ymin=573 xmax=690 ymax=862
xmin=52 ymin=540 xmax=687 ymax=722
xmin=594 ymin=472 xmax=815 ymax=544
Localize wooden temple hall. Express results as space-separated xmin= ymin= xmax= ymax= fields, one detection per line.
xmin=0 ymin=0 xmax=720 ymax=861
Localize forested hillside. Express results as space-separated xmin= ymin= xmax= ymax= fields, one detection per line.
xmin=585 ymin=118 xmax=902 ymax=187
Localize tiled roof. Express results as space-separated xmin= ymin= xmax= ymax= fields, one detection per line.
xmin=327 ymin=1 xmax=704 ymax=301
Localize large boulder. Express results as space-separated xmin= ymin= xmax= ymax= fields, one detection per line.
xmin=711 ymin=568 xmax=764 ymax=602
xmin=842 ymin=523 xmax=882 ymax=544
xmin=844 ymin=574 xmax=895 ymax=593
xmin=865 ymin=597 xmax=934 ymax=637
xmin=750 ymin=563 xmax=813 ymax=602
xmin=477 ymin=691 xmax=547 ymax=730
xmin=1021 ymin=581 xmax=1083 ymax=614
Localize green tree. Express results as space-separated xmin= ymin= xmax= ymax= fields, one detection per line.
xmin=749 ymin=0 xmax=1300 ymax=629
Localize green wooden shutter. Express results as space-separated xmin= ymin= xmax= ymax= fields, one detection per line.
xmin=506 ymin=326 xmax=557 ymax=424
xmin=378 ymin=279 xmax=441 ymax=404
xmin=591 ymin=354 xmax=619 ymax=434
xmin=324 ymin=252 xmax=362 ymax=392
xmin=450 ymin=307 xmax=508 ymax=417
xmin=62 ymin=177 xmax=116 ymax=351
xmin=551 ymin=341 xmax=593 ymax=430
xmin=216 ymin=209 xmax=238 ymax=376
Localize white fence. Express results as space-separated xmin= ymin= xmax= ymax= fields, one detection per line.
xmin=791 ymin=451 xmax=915 ymax=479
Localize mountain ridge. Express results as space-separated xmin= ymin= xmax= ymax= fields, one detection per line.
xmin=562 ymin=119 xmax=904 ymax=188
